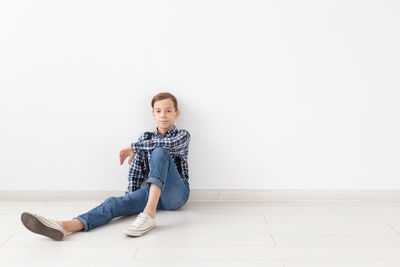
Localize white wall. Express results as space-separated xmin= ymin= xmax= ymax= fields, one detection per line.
xmin=1 ymin=0 xmax=399 ymax=191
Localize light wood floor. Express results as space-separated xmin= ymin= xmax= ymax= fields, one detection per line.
xmin=1 ymin=195 xmax=400 ymax=266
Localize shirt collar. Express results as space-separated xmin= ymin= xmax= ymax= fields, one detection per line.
xmin=154 ymin=125 xmax=177 ymax=137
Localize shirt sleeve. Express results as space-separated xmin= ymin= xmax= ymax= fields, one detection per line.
xmin=131 ymin=129 xmax=190 ymax=156
xmin=125 ymin=151 xmax=146 ymax=194
xmin=125 ymin=134 xmax=146 ymax=194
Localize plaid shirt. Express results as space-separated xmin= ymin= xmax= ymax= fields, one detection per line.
xmin=125 ymin=125 xmax=190 ymax=194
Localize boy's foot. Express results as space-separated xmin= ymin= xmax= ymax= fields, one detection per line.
xmin=123 ymin=212 xmax=156 ymax=237
xmin=20 ymin=212 xmax=66 ymax=241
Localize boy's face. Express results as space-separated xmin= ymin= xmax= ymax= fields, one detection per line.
xmin=152 ymin=98 xmax=180 ymax=133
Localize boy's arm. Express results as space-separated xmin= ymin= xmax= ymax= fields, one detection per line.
xmin=125 ymin=152 xmax=146 ymax=194
xmin=131 ymin=129 xmax=190 ymax=155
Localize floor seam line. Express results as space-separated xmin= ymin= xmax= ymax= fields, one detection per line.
xmin=133 ymin=246 xmax=139 ymax=260
xmin=1 ymin=234 xmax=14 ymax=247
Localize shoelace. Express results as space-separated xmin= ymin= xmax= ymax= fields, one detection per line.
xmin=131 ymin=213 xmax=148 ymax=228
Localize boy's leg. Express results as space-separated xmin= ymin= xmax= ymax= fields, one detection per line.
xmin=68 ymin=185 xmax=150 ymax=232
xmin=62 ymin=147 xmax=189 ymax=233
xmin=143 ymin=183 xmax=161 ymax=219
xmin=145 ymin=147 xmax=190 ymax=215
xmin=123 ymin=147 xmax=189 ymax=237
xmin=58 ymin=219 xmax=84 ymax=232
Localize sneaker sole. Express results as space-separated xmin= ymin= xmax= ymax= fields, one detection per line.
xmin=123 ymin=224 xmax=156 ymax=237
xmin=21 ymin=212 xmax=64 ymax=241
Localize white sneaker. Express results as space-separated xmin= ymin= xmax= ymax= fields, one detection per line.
xmin=123 ymin=212 xmax=156 ymax=237
xmin=21 ymin=212 xmax=67 ymax=241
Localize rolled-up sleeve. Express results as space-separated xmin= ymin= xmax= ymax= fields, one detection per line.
xmin=131 ymin=130 xmax=190 ymax=155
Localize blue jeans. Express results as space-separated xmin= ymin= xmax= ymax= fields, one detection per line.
xmin=74 ymin=147 xmax=190 ymax=231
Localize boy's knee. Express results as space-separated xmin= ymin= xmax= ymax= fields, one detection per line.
xmin=104 ymin=196 xmax=116 ymax=206
xmin=151 ymin=147 xmax=169 ymax=159
xmin=153 ymin=146 xmax=168 ymax=154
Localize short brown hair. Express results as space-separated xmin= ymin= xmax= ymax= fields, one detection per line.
xmin=151 ymin=92 xmax=178 ymax=111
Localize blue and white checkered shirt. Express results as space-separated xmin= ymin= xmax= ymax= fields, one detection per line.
xmin=125 ymin=125 xmax=190 ymax=194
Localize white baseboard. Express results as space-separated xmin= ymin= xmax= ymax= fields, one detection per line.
xmin=1 ymin=190 xmax=400 ymax=202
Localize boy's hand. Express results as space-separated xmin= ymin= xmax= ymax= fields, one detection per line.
xmin=119 ymin=146 xmax=136 ymax=165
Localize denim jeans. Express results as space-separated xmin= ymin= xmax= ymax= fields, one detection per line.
xmin=74 ymin=147 xmax=190 ymax=231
